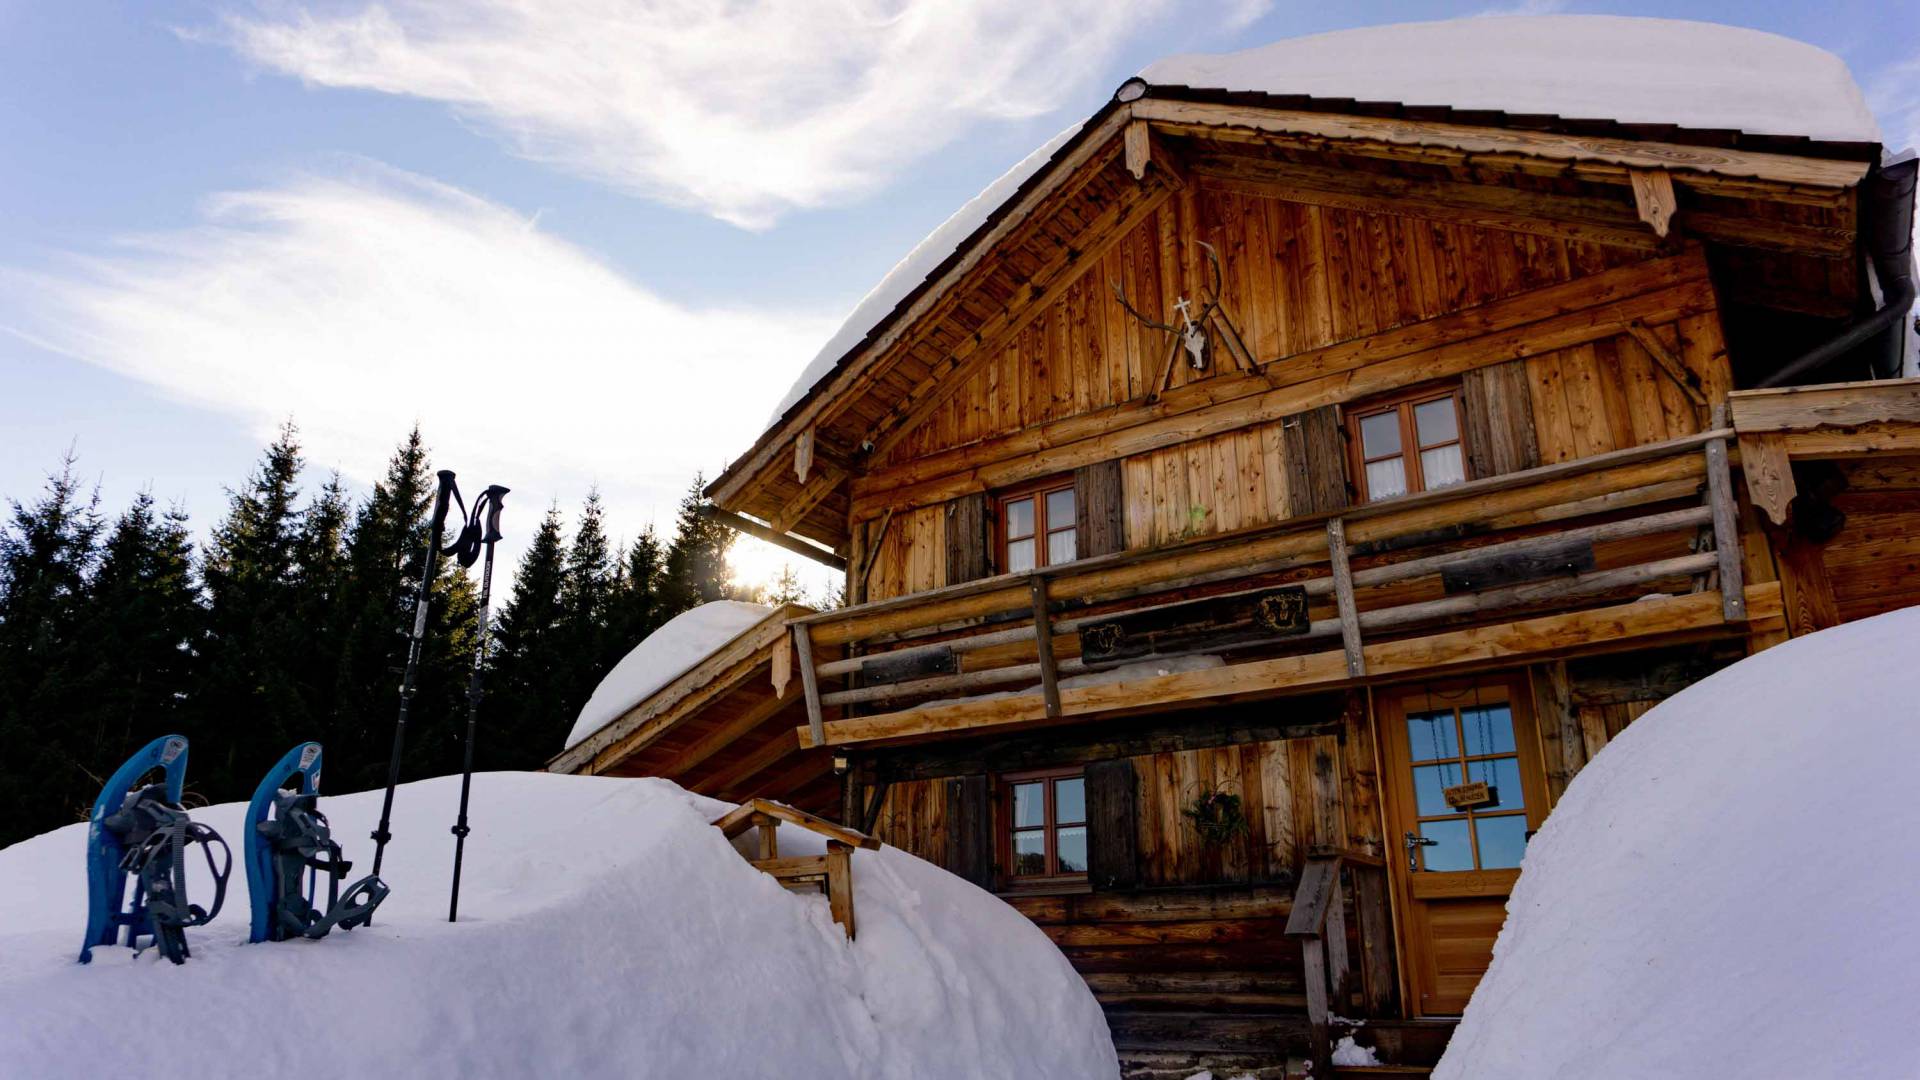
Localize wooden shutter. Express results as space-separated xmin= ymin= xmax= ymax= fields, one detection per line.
xmin=1073 ymin=460 xmax=1126 ymax=558
xmin=1084 ymin=759 xmax=1139 ymax=891
xmin=942 ymin=775 xmax=995 ymax=890
xmin=1282 ymin=405 xmax=1351 ymax=514
xmin=944 ymin=493 xmax=990 ymax=584
xmin=1461 ymin=361 xmax=1541 ymax=479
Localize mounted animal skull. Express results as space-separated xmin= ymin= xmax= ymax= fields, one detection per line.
xmin=1110 ymin=241 xmax=1227 ymax=372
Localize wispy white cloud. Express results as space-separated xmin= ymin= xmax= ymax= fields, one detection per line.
xmin=2 ymin=163 xmax=836 ymax=571
xmin=207 ymin=0 xmax=1171 ymax=229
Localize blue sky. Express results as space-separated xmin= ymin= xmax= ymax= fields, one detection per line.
xmin=2 ymin=0 xmax=1914 ymax=592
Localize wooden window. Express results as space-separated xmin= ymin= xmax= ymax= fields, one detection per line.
xmin=1348 ymin=386 xmax=1468 ymax=502
xmin=1001 ymin=767 xmax=1087 ymax=884
xmin=996 ymin=478 xmax=1076 ymax=573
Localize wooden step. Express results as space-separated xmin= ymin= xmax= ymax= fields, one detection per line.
xmin=1333 ymin=1066 xmax=1433 ymax=1078
xmin=1351 ymin=1018 xmax=1458 ymax=1068
xmin=1107 ymin=1009 xmax=1310 ymax=1056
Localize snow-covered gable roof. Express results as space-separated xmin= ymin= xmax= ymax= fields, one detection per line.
xmin=755 ymin=17 xmax=1879 ymax=442
xmin=1144 ymin=17 xmax=1878 ymax=145
xmin=563 ymin=600 xmax=773 ymax=750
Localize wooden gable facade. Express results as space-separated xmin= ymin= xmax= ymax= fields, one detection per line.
xmin=582 ymin=76 xmax=1918 ymax=1079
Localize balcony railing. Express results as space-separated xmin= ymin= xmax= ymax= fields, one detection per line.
xmin=791 ymin=419 xmax=1747 ymax=748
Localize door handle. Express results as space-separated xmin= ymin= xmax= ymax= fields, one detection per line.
xmin=1404 ymin=830 xmax=1438 ymax=872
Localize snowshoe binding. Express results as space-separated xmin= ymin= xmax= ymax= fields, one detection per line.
xmin=245 ymin=742 xmax=389 ymax=943
xmin=79 ymin=735 xmax=232 ymax=965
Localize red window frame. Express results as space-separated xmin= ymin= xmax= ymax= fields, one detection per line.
xmin=1346 ymin=384 xmax=1468 ymax=503
xmin=994 ymin=477 xmax=1077 ymax=573
xmin=999 ymin=767 xmax=1088 ymax=886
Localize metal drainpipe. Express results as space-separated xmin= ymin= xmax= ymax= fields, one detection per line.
xmin=1757 ymin=154 xmax=1917 ymax=387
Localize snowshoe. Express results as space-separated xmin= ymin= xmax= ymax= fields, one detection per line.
xmin=244 ymin=742 xmax=389 ymax=943
xmin=79 ymin=735 xmax=232 ymax=964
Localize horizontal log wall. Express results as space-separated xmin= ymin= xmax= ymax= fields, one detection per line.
xmin=1823 ymin=456 xmax=1920 ymax=623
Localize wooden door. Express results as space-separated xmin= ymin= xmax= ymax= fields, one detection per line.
xmin=1379 ymin=677 xmax=1549 ymax=1016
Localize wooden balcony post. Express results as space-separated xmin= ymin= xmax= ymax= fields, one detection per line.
xmin=1030 ymin=577 xmax=1063 ymax=719
xmin=1705 ymin=405 xmax=1746 ymax=622
xmin=793 ymin=623 xmax=826 ymax=746
xmin=1327 ymin=518 xmax=1366 ymax=676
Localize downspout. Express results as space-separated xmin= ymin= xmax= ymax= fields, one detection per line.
xmin=1757 ymin=153 xmax=1917 ymax=387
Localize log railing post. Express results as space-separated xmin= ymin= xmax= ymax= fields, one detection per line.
xmin=794 ymin=623 xmax=826 ymax=746
xmin=1704 ymin=404 xmax=1746 ymax=622
xmin=1327 ymin=518 xmax=1366 ymax=677
xmin=1030 ymin=577 xmax=1062 ymax=719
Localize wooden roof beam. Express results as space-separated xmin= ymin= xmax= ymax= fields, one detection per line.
xmin=1133 ymin=98 xmax=1869 ymax=195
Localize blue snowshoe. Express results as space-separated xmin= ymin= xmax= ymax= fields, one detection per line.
xmin=245 ymin=742 xmax=389 ymax=943
xmin=80 ymin=735 xmax=232 ymax=964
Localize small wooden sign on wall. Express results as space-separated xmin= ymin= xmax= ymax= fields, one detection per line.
xmin=1443 ymin=780 xmax=1496 ymax=810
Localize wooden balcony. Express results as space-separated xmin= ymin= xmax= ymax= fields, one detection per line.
xmin=787 ymin=417 xmax=1808 ymax=752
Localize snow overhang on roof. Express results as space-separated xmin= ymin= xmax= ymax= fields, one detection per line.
xmin=719 ymin=16 xmax=1883 ymax=515
xmin=563 ymin=600 xmax=777 ymax=752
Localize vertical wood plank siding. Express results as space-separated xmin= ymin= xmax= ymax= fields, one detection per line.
xmin=944 ymin=492 xmax=990 ymax=585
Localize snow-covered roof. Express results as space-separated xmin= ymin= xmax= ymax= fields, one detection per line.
xmin=1434 ymin=607 xmax=1920 ymax=1079
xmin=1143 ymin=17 xmax=1879 ymax=145
xmin=0 ymin=773 xmax=1118 ymax=1077
xmin=563 ymin=600 xmax=773 ymax=750
xmin=764 ymin=126 xmax=1077 ymax=426
xmin=757 ymin=18 xmax=1880 ymax=443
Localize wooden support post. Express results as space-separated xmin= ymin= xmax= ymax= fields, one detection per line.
xmin=1737 ymin=431 xmax=1796 ymax=527
xmin=756 ymin=816 xmax=779 ymax=861
xmin=825 ymin=840 xmax=856 ymax=939
xmin=1625 ymin=321 xmax=1707 ymax=406
xmin=1629 ymin=167 xmax=1678 ymax=238
xmin=1705 ymin=408 xmax=1747 ymax=622
xmin=860 ymin=780 xmax=891 ymax=835
xmin=1030 ymin=577 xmax=1063 ymax=719
xmin=1124 ymin=119 xmax=1151 ymax=181
xmin=1302 ymin=938 xmax=1331 ymax=1078
xmin=1325 ymin=869 xmax=1350 ymax=1007
xmin=1327 ymin=518 xmax=1365 ymax=677
xmin=794 ymin=623 xmax=826 ymax=747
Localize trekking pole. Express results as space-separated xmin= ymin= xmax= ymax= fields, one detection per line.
xmin=370 ymin=469 xmax=461 ymax=881
xmin=448 ymin=484 xmax=508 ymax=922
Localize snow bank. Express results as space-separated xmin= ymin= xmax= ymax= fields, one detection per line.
xmin=1143 ymin=17 xmax=1878 ymax=145
xmin=1434 ymin=607 xmax=1920 ymax=1079
xmin=565 ymin=600 xmax=771 ymax=749
xmin=0 ymin=773 xmax=1116 ymax=1080
xmin=765 ymin=126 xmax=1077 ymax=428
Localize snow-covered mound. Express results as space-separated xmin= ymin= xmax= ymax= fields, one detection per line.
xmin=0 ymin=773 xmax=1115 ymax=1079
xmin=565 ymin=600 xmax=771 ymax=749
xmin=1143 ymin=17 xmax=1878 ymax=144
xmin=1436 ymin=607 xmax=1920 ymax=1079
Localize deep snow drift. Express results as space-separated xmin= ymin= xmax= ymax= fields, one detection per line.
xmin=1435 ymin=606 xmax=1920 ymax=1079
xmin=564 ymin=599 xmax=771 ymax=749
xmin=0 ymin=773 xmax=1116 ymax=1079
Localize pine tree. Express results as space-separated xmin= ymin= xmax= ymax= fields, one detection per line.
xmin=0 ymin=456 xmax=103 ymax=843
xmin=556 ymin=492 xmax=616 ymax=716
xmin=765 ymin=563 xmax=806 ymax=606
xmin=486 ymin=505 xmax=570 ymax=767
xmin=197 ymin=422 xmax=307 ymax=795
xmin=68 ymin=493 xmax=203 ymax=771
xmin=604 ymin=526 xmax=666 ymax=667
xmin=286 ymin=473 xmax=350 ymax=747
xmin=660 ymin=476 xmax=736 ymax=617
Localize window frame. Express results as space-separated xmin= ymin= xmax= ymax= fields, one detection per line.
xmin=998 ymin=766 xmax=1089 ymax=887
xmin=1345 ymin=384 xmax=1469 ymax=503
xmin=993 ymin=475 xmax=1078 ymax=574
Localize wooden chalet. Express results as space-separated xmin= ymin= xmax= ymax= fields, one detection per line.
xmin=557 ymin=20 xmax=1919 ymax=1078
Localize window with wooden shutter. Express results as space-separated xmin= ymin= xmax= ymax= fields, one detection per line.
xmin=1346 ymin=385 xmax=1469 ymax=503
xmin=1282 ymin=404 xmax=1352 ymax=514
xmin=1000 ymin=767 xmax=1087 ymax=886
xmin=995 ymin=477 xmax=1077 ymax=573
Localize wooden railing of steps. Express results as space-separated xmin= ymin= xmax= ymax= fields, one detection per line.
xmin=790 ymin=425 xmax=1746 ymax=748
xmin=1287 ymin=851 xmax=1392 ymax=1080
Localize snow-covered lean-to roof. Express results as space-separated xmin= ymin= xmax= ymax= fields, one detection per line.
xmin=759 ymin=16 xmax=1881 ymax=439
xmin=564 ymin=600 xmax=772 ymax=750
xmin=1433 ymin=606 xmax=1920 ymax=1079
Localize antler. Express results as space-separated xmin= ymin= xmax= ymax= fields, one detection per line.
xmin=1193 ymin=241 xmax=1225 ymax=324
xmin=1110 ymin=278 xmax=1175 ymax=332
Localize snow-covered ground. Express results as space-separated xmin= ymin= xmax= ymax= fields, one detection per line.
xmin=0 ymin=773 xmax=1116 ymax=1079
xmin=1436 ymin=606 xmax=1920 ymax=1079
